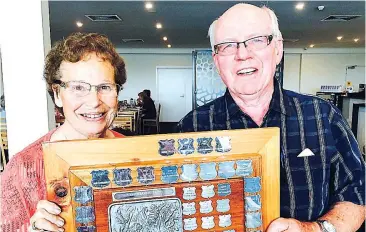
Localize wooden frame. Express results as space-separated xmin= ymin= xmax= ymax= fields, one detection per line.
xmin=43 ymin=128 xmax=280 ymax=232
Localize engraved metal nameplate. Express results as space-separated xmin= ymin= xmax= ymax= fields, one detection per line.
xmin=112 ymin=187 xmax=176 ymax=201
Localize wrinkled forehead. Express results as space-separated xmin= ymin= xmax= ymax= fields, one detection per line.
xmin=215 ymin=6 xmax=272 ymax=42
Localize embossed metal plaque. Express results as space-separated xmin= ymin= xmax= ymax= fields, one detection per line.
xmin=182 ymin=187 xmax=197 ymax=200
xmin=182 ymin=202 xmax=196 ymax=215
xmin=199 ymin=162 xmax=217 ymax=180
xmin=215 ymin=136 xmax=232 ymax=152
xmin=201 ymin=216 xmax=215 ymax=229
xmin=178 ymin=138 xmax=195 ymax=155
xmin=109 ymin=198 xmax=183 ymax=232
xmin=219 ymin=214 xmax=232 ymax=228
xmin=74 ymin=186 xmax=93 ymax=204
xmin=197 ymin=137 xmax=213 ymax=154
xmin=217 ymin=199 xmax=230 ymax=213
xmin=218 ymin=161 xmax=236 ymax=179
xmin=180 ymin=164 xmax=198 ymax=181
xmin=199 ymin=200 xmax=213 ymax=214
xmin=236 ymin=159 xmax=253 ymax=177
xmin=90 ymin=170 xmax=110 ymax=188
xmin=161 ymin=165 xmax=179 ymax=184
xmin=113 ymin=168 xmax=132 ymax=187
xmin=184 ymin=218 xmax=198 ymax=231
xmin=201 ymin=185 xmax=215 ymax=198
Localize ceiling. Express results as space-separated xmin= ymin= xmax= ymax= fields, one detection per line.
xmin=48 ymin=1 xmax=365 ymax=49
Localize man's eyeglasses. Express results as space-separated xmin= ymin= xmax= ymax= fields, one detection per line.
xmin=214 ymin=35 xmax=274 ymax=56
xmin=54 ymin=80 xmax=120 ymax=97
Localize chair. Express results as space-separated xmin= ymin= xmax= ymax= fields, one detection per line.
xmin=117 ymin=111 xmax=137 ymax=133
xmin=113 ymin=115 xmax=134 ymax=132
xmin=143 ymin=103 xmax=161 ymax=134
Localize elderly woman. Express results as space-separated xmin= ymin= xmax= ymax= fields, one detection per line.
xmin=0 ymin=32 xmax=126 ymax=232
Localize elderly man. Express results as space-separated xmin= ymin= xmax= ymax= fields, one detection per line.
xmin=178 ymin=3 xmax=365 ymax=232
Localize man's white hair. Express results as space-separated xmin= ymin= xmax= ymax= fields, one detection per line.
xmin=208 ymin=4 xmax=283 ymax=51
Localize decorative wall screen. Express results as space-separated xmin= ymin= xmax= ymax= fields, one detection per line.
xmin=193 ymin=50 xmax=284 ymax=109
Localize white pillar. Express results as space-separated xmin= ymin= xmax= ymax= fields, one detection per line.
xmin=0 ymin=0 xmax=52 ymax=158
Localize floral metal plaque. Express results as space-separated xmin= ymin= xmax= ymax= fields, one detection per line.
xmin=109 ymin=198 xmax=183 ymax=232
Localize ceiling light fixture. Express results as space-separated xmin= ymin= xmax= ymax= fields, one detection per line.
xmin=163 ymin=36 xmax=168 ymax=41
xmin=145 ymin=2 xmax=153 ymax=10
xmin=167 ymin=44 xmax=171 ymax=48
xmin=156 ymin=23 xmax=162 ymax=29
xmin=354 ymin=38 xmax=359 ymax=42
xmin=295 ymin=3 xmax=305 ymax=10
xmin=309 ymin=44 xmax=315 ymax=48
xmin=76 ymin=21 xmax=83 ymax=27
xmin=337 ymin=36 xmax=343 ymax=40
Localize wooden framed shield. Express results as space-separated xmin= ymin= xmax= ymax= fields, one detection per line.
xmin=43 ymin=128 xmax=280 ymax=232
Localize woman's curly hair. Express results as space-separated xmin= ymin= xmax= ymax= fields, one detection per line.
xmin=44 ymin=32 xmax=126 ymax=113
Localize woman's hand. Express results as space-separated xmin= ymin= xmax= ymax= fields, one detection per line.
xmin=29 ymin=200 xmax=64 ymax=232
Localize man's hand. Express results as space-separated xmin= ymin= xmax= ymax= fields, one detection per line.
xmin=267 ymin=217 xmax=321 ymax=232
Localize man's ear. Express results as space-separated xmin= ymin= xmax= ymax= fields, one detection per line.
xmin=52 ymin=85 xmax=63 ymax=108
xmin=275 ymin=39 xmax=284 ymax=65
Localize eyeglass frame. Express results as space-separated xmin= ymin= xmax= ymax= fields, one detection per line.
xmin=53 ymin=80 xmax=121 ymax=97
xmin=213 ymin=35 xmax=274 ymax=55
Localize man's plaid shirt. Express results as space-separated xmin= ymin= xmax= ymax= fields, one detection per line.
xmin=177 ymin=79 xmax=365 ymax=221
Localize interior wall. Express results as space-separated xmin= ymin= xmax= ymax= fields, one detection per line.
xmin=300 ymin=53 xmax=365 ymax=94
xmin=118 ymin=49 xmax=365 ymax=101
xmin=118 ymin=53 xmax=192 ymax=101
xmin=283 ymin=54 xmax=301 ymax=92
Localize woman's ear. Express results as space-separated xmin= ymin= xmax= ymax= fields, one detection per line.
xmin=52 ymin=85 xmax=63 ymax=108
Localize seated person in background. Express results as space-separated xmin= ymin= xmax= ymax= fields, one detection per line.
xmin=178 ymin=3 xmax=365 ymax=232
xmin=0 ymin=95 xmax=6 ymax=118
xmin=141 ymin=92 xmax=156 ymax=120
xmin=137 ymin=91 xmax=145 ymax=107
xmin=143 ymin=89 xmax=152 ymax=100
xmin=138 ymin=90 xmax=156 ymax=120
xmin=0 ymin=32 xmax=126 ymax=232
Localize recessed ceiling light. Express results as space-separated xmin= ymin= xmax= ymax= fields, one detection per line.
xmin=163 ymin=36 xmax=168 ymax=41
xmin=354 ymin=38 xmax=359 ymax=42
xmin=156 ymin=23 xmax=162 ymax=29
xmin=337 ymin=36 xmax=343 ymax=40
xmin=309 ymin=44 xmax=315 ymax=48
xmin=145 ymin=2 xmax=153 ymax=10
xmin=76 ymin=21 xmax=83 ymax=27
xmin=295 ymin=3 xmax=305 ymax=10
xmin=167 ymin=44 xmax=171 ymax=48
